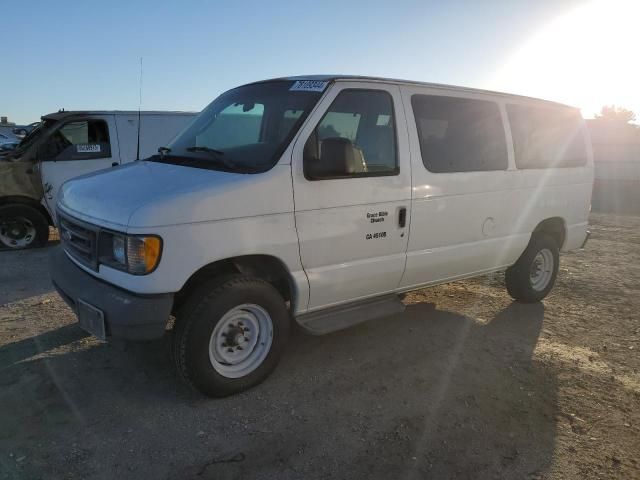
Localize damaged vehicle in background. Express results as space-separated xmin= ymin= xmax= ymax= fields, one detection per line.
xmin=0 ymin=140 xmax=19 ymax=153
xmin=12 ymin=122 xmax=40 ymax=138
xmin=0 ymin=110 xmax=196 ymax=249
xmin=0 ymin=132 xmax=19 ymax=148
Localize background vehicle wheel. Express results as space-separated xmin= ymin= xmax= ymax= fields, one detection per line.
xmin=505 ymin=234 xmax=559 ymax=303
xmin=173 ymin=275 xmax=290 ymax=398
xmin=0 ymin=204 xmax=49 ymax=250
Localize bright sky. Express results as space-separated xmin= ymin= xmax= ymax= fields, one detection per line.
xmin=2 ymin=0 xmax=637 ymax=124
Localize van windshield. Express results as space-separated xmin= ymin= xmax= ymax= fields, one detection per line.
xmin=158 ymin=81 xmax=325 ymax=173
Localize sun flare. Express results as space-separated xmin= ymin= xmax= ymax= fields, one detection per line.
xmin=491 ymin=0 xmax=640 ymax=118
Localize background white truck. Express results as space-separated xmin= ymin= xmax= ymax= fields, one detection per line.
xmin=0 ymin=110 xmax=196 ymax=249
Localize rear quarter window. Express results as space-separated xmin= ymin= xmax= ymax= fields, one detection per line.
xmin=507 ymin=104 xmax=588 ymax=169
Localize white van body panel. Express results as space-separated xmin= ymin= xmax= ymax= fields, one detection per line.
xmin=59 ymin=160 xmax=293 ymax=227
xmin=398 ymin=85 xmax=593 ymax=290
xmin=399 ymin=85 xmax=523 ymax=288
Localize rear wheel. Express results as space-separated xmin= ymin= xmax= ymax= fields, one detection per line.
xmin=172 ymin=275 xmax=290 ymax=397
xmin=505 ymin=234 xmax=559 ymax=303
xmin=0 ymin=204 xmax=49 ymax=250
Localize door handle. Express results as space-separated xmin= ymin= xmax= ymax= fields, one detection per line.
xmin=111 ymin=162 xmax=118 ymax=167
xmin=398 ymin=207 xmax=407 ymax=228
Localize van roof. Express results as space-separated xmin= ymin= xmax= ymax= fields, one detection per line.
xmin=42 ymin=110 xmax=197 ymax=121
xmin=248 ymin=75 xmax=576 ymax=110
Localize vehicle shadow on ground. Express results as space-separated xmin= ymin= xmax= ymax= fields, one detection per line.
xmin=0 ymin=323 xmax=89 ymax=367
xmin=0 ymin=299 xmax=555 ymax=480
xmin=273 ymin=300 xmax=555 ymax=480
xmin=0 ymin=243 xmax=57 ymax=304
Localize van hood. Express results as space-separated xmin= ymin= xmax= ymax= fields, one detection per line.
xmin=58 ymin=160 xmax=293 ymax=229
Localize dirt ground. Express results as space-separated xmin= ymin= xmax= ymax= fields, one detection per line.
xmin=1 ymin=213 xmax=639 ymax=480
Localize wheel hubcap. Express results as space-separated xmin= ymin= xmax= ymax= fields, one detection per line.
xmin=209 ymin=304 xmax=273 ymax=379
xmin=0 ymin=217 xmax=36 ymax=248
xmin=530 ymin=248 xmax=554 ymax=291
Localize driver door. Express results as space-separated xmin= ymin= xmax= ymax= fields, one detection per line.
xmin=39 ymin=116 xmax=119 ymax=222
xmin=292 ymin=83 xmax=412 ymax=311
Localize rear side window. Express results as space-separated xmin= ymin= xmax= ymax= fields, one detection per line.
xmin=412 ymin=95 xmax=508 ymax=173
xmin=304 ymin=89 xmax=398 ymax=179
xmin=507 ymin=104 xmax=587 ymax=169
xmin=43 ymin=120 xmax=111 ymax=160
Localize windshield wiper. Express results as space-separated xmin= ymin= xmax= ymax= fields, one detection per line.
xmin=185 ymin=146 xmax=239 ymax=170
xmin=152 ymin=146 xmax=257 ymax=172
xmin=150 ymin=154 xmax=259 ymax=173
xmin=186 ymin=146 xmax=225 ymax=155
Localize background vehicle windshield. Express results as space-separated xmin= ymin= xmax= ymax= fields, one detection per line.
xmin=166 ymin=81 xmax=324 ymax=172
xmin=4 ymin=119 xmax=53 ymax=159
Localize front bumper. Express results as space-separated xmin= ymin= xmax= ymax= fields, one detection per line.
xmin=50 ymin=247 xmax=173 ymax=341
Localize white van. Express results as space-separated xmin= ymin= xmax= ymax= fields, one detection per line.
xmin=50 ymin=76 xmax=593 ymax=397
xmin=0 ymin=110 xmax=196 ymax=248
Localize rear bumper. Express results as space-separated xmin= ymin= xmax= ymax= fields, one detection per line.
xmin=50 ymin=247 xmax=173 ymax=341
xmin=562 ymin=223 xmax=590 ymax=252
xmin=580 ymin=230 xmax=591 ymax=249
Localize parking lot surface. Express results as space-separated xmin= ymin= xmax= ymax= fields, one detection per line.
xmin=1 ymin=214 xmax=639 ymax=479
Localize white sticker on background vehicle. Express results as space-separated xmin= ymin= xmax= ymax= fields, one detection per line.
xmin=289 ymin=80 xmax=329 ymax=92
xmin=77 ymin=144 xmax=101 ymax=153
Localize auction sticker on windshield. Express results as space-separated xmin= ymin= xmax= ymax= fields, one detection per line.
xmin=289 ymin=80 xmax=328 ymax=92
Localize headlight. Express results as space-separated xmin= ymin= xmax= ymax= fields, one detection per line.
xmin=112 ymin=235 xmax=126 ymax=264
xmin=99 ymin=232 xmax=162 ymax=275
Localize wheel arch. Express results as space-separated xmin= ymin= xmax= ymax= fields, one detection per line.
xmin=172 ymin=254 xmax=297 ymax=315
xmin=533 ymin=217 xmax=566 ymax=250
xmin=0 ymin=195 xmax=53 ymax=226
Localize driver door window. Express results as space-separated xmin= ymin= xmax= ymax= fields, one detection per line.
xmin=303 ymin=89 xmax=398 ymax=179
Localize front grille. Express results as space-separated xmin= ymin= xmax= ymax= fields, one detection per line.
xmin=58 ymin=213 xmax=98 ymax=270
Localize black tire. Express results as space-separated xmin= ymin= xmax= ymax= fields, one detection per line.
xmin=172 ymin=275 xmax=290 ymax=398
xmin=0 ymin=204 xmax=49 ymax=250
xmin=505 ymin=233 xmax=560 ymax=303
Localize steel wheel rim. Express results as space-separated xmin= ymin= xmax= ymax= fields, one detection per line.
xmin=530 ymin=248 xmax=554 ymax=291
xmin=0 ymin=217 xmax=36 ymax=248
xmin=208 ymin=303 xmax=273 ymax=379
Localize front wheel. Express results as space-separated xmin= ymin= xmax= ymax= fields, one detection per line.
xmin=172 ymin=275 xmax=290 ymax=397
xmin=0 ymin=204 xmax=49 ymax=250
xmin=505 ymin=234 xmax=559 ymax=303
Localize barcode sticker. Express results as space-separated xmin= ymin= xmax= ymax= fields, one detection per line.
xmin=77 ymin=144 xmax=101 ymax=153
xmin=289 ymin=80 xmax=328 ymax=92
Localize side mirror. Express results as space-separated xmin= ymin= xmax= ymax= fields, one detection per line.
xmin=304 ymin=136 xmax=359 ymax=179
